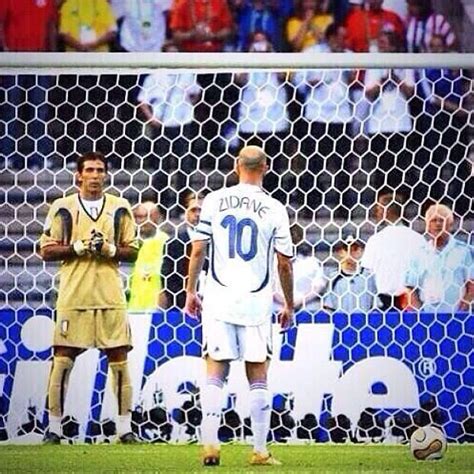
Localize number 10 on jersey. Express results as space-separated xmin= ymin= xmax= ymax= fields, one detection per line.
xmin=221 ymin=215 xmax=258 ymax=261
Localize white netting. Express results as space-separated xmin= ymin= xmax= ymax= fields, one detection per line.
xmin=0 ymin=54 xmax=472 ymax=444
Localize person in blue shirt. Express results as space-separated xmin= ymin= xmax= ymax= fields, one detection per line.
xmin=234 ymin=0 xmax=282 ymax=51
xmin=405 ymin=204 xmax=473 ymax=313
xmin=324 ymin=233 xmax=378 ymax=313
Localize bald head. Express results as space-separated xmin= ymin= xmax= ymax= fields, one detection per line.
xmin=236 ymin=146 xmax=268 ymax=184
xmin=134 ymin=201 xmax=162 ymax=238
xmin=238 ymin=145 xmax=267 ymax=170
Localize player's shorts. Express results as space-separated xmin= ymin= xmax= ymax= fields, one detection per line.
xmin=54 ymin=309 xmax=132 ymax=351
xmin=202 ymin=317 xmax=272 ymax=363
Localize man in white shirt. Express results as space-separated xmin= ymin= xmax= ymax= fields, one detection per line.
xmin=361 ymin=189 xmax=425 ymax=310
xmin=185 ymin=146 xmax=294 ymax=467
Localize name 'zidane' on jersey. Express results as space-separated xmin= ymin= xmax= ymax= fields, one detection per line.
xmin=193 ymin=183 xmax=293 ymax=326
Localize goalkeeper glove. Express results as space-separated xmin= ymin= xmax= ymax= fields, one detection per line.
xmin=71 ymin=240 xmax=88 ymax=256
xmin=89 ymin=230 xmax=117 ymax=258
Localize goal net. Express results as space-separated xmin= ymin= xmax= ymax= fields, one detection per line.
xmin=0 ymin=53 xmax=472 ymax=444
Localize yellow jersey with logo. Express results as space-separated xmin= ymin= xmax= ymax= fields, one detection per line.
xmin=40 ymin=193 xmax=138 ymax=310
xmin=128 ymin=230 xmax=169 ymax=311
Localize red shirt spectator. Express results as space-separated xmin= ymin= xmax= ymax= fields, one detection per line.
xmin=170 ymin=0 xmax=233 ymax=52
xmin=344 ymin=0 xmax=404 ymax=52
xmin=0 ymin=0 xmax=57 ymax=51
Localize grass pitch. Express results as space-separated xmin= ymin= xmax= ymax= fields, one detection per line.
xmin=1 ymin=443 xmax=473 ymax=473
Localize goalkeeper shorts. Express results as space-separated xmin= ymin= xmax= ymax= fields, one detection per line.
xmin=53 ymin=308 xmax=132 ymax=351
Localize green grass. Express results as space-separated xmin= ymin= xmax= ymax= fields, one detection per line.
xmin=1 ymin=444 xmax=473 ymax=473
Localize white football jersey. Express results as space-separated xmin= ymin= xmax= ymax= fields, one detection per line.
xmin=193 ymin=183 xmax=293 ymax=326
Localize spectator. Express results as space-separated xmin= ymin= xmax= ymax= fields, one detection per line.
xmin=405 ymin=204 xmax=473 ymax=313
xmin=292 ymin=23 xmax=355 ymax=217
xmin=344 ymin=0 xmax=404 ymax=53
xmin=273 ymin=224 xmax=325 ymax=313
xmin=364 ymin=30 xmax=416 ymax=191
xmin=59 ymin=0 xmax=117 ymax=52
xmin=162 ymin=192 xmax=206 ymax=309
xmin=0 ymin=0 xmax=57 ymax=169
xmin=324 ymin=232 xmax=378 ymax=313
xmin=361 ymin=189 xmax=426 ymax=311
xmin=286 ymin=0 xmax=333 ymax=51
xmin=234 ymin=31 xmax=290 ymax=180
xmin=0 ymin=0 xmax=57 ymax=52
xmin=169 ymin=0 xmax=233 ymax=52
xmin=234 ymin=0 xmax=280 ymax=51
xmin=406 ymin=0 xmax=456 ymax=53
xmin=137 ymin=66 xmax=202 ymax=209
xmin=110 ymin=0 xmax=171 ymax=52
xmin=129 ymin=202 xmax=169 ymax=312
xmin=418 ymin=34 xmax=470 ymax=208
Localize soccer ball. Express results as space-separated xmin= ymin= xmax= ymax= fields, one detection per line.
xmin=410 ymin=426 xmax=447 ymax=461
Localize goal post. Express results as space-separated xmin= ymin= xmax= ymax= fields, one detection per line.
xmin=0 ymin=52 xmax=472 ymax=445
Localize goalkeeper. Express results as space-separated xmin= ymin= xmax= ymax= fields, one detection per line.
xmin=39 ymin=151 xmax=139 ymax=444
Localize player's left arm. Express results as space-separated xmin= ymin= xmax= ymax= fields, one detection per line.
xmin=113 ymin=203 xmax=139 ymax=262
xmin=276 ymin=251 xmax=294 ymax=330
xmin=90 ymin=201 xmax=138 ymax=262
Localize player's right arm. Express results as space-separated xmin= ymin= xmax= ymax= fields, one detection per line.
xmin=184 ymin=193 xmax=214 ymax=318
xmin=40 ymin=243 xmax=84 ymax=261
xmin=184 ymin=240 xmax=208 ymax=319
xmin=39 ymin=201 xmax=89 ymax=261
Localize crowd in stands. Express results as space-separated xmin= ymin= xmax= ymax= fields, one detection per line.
xmin=0 ymin=0 xmax=461 ymax=54
xmin=2 ymin=2 xmax=470 ymax=215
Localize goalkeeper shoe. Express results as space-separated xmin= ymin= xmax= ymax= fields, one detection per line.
xmin=119 ymin=432 xmax=139 ymax=444
xmin=250 ymin=451 xmax=281 ymax=466
xmin=43 ymin=431 xmax=61 ymax=445
xmin=202 ymin=445 xmax=220 ymax=466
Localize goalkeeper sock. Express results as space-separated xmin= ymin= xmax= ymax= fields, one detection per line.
xmin=249 ymin=382 xmax=271 ymax=455
xmin=200 ymin=377 xmax=225 ymax=446
xmin=49 ymin=415 xmax=62 ymax=437
xmin=48 ymin=356 xmax=74 ymax=435
xmin=109 ymin=360 xmax=133 ymax=435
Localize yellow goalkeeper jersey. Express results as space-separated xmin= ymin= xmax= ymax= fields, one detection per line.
xmin=128 ymin=230 xmax=169 ymax=311
xmin=40 ymin=193 xmax=138 ymax=310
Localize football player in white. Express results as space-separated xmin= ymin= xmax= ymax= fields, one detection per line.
xmin=185 ymin=145 xmax=294 ymax=466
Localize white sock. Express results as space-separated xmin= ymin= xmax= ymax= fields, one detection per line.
xmin=49 ymin=415 xmax=62 ymax=436
xmin=200 ymin=378 xmax=224 ymax=446
xmin=250 ymin=384 xmax=271 ymax=455
xmin=116 ymin=414 xmax=132 ymax=436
